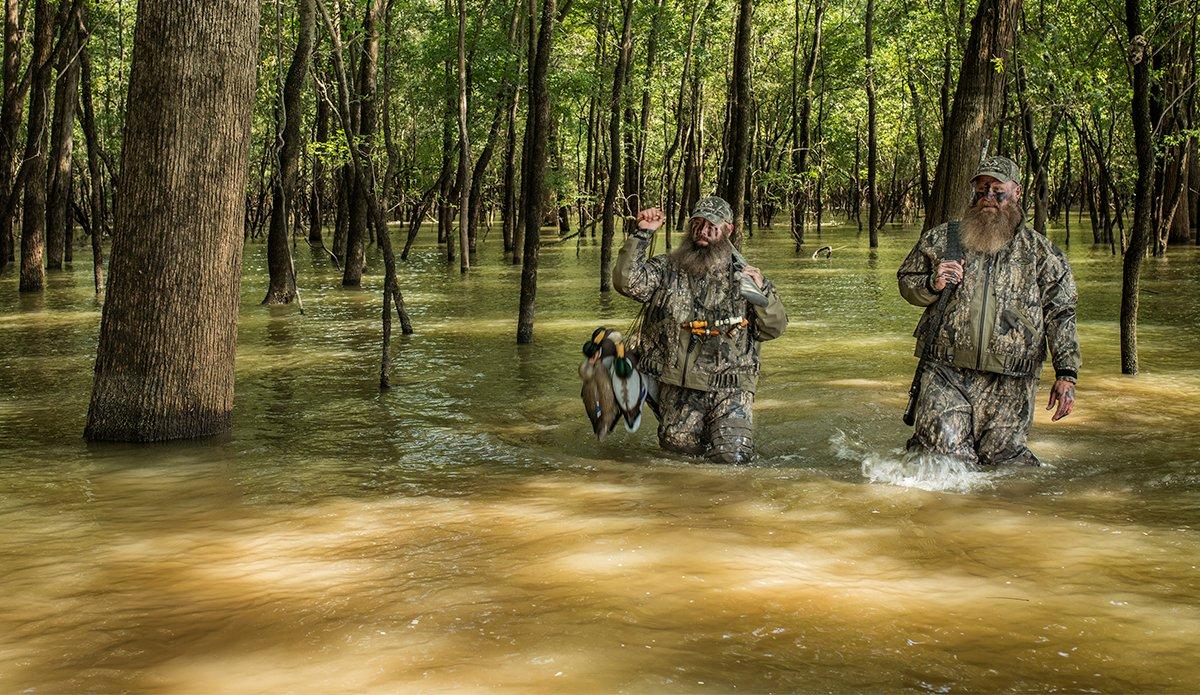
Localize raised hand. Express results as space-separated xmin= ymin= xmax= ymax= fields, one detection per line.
xmin=637 ymin=207 xmax=665 ymax=232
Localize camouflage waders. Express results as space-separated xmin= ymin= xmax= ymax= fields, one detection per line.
xmin=906 ymin=362 xmax=1040 ymax=466
xmin=656 ymin=383 xmax=755 ymax=464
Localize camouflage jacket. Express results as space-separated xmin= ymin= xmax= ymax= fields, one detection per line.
xmin=613 ymin=231 xmax=788 ymax=393
xmin=897 ymin=221 xmax=1081 ymax=381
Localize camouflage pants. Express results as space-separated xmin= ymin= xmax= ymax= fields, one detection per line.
xmin=906 ymin=363 xmax=1040 ymax=466
xmin=656 ymin=384 xmax=755 ymax=464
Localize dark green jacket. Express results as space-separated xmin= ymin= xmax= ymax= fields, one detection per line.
xmin=898 ymin=221 xmax=1081 ymax=381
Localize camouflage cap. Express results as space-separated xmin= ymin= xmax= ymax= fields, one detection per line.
xmin=973 ymin=155 xmax=1021 ymax=185
xmin=690 ymin=196 xmax=733 ymax=226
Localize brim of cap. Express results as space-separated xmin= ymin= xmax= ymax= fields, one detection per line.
xmin=972 ymin=169 xmax=1016 ymax=184
xmin=690 ymin=212 xmax=730 ymax=226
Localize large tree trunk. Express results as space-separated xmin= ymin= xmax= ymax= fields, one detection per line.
xmin=721 ymin=0 xmax=753 ymax=242
xmin=598 ymin=0 xmax=632 ymax=293
xmin=18 ymin=0 xmax=60 ymax=292
xmin=1120 ymin=0 xmax=1152 ymax=375
xmin=924 ymin=0 xmax=1020 ymax=230
xmin=516 ymin=0 xmax=558 ymax=343
xmin=264 ymin=0 xmax=315 ymax=304
xmin=85 ymin=0 xmax=260 ymax=441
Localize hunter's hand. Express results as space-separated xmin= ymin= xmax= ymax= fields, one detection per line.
xmin=1046 ymin=378 xmax=1076 ymax=421
xmin=741 ymin=265 xmax=764 ymax=289
xmin=932 ymin=260 xmax=964 ymax=291
xmin=637 ymin=207 xmax=665 ymax=232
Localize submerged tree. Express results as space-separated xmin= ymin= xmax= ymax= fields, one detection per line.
xmin=85 ymin=0 xmax=260 ymax=441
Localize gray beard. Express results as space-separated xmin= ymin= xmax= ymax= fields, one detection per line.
xmin=962 ymin=202 xmax=1023 ymax=254
xmin=671 ymin=233 xmax=732 ymax=278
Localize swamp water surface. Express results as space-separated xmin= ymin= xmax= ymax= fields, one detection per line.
xmin=1 ymin=224 xmax=1199 ymax=693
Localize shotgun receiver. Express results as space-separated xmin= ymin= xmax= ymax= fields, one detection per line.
xmin=903 ymin=220 xmax=962 ymax=426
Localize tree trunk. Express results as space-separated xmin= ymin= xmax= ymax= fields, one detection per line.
xmin=18 ymin=0 xmax=59 ymax=292
xmin=925 ymin=0 xmax=1020 ymax=230
xmin=80 ymin=28 xmax=105 ymax=294
xmin=309 ymin=82 xmax=329 ymax=244
xmin=516 ymin=0 xmax=558 ymax=343
xmin=455 ymin=0 xmax=470 ymax=272
xmin=721 ymin=0 xmax=753 ymax=242
xmin=342 ymin=0 xmax=381 ymax=286
xmin=598 ymin=0 xmax=632 ymax=293
xmin=46 ymin=18 xmax=81 ymax=269
xmin=85 ymin=0 xmax=260 ymax=441
xmin=0 ymin=0 xmax=25 ymax=270
xmin=865 ymin=0 xmax=879 ymax=247
xmin=791 ymin=0 xmax=824 ymax=249
xmin=264 ymin=0 xmax=315 ymax=304
xmin=1120 ymin=0 xmax=1151 ymax=375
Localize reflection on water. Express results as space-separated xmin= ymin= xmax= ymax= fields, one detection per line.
xmin=2 ymin=224 xmax=1199 ymax=692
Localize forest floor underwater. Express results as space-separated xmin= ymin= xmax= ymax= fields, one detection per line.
xmin=1 ymin=221 xmax=1199 ymax=692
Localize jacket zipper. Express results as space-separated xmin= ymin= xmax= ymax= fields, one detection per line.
xmin=976 ymin=256 xmax=992 ymax=370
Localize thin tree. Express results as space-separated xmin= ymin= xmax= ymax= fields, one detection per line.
xmin=865 ymin=0 xmax=879 ymax=247
xmin=1120 ymin=0 xmax=1152 ymax=374
xmin=598 ymin=0 xmax=633 ymax=293
xmin=85 ymin=0 xmax=261 ymax=441
xmin=456 ymin=0 xmax=470 ymax=273
xmin=264 ymin=0 xmax=316 ymax=305
xmin=516 ymin=0 xmax=559 ymax=343
xmin=46 ymin=18 xmax=80 ymax=269
xmin=79 ymin=18 xmax=105 ymax=294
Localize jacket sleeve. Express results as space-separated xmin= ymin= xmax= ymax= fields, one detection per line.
xmin=897 ymin=227 xmax=942 ymax=307
xmin=752 ymin=279 xmax=788 ymax=341
xmin=1040 ymin=244 xmax=1082 ymax=381
xmin=612 ymin=231 xmax=665 ymax=302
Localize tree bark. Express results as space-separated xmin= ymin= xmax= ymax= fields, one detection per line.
xmin=0 ymin=0 xmax=25 ymax=269
xmin=721 ymin=0 xmax=753 ymax=242
xmin=45 ymin=17 xmax=80 ymax=269
xmin=924 ymin=0 xmax=1020 ymax=230
xmin=516 ymin=0 xmax=558 ymax=343
xmin=865 ymin=0 xmax=879 ymax=247
xmin=791 ymin=0 xmax=824 ymax=249
xmin=342 ymin=0 xmax=382 ymax=286
xmin=18 ymin=0 xmax=60 ymax=291
xmin=1120 ymin=0 xmax=1151 ymax=374
xmin=79 ymin=26 xmax=105 ymax=294
xmin=264 ymin=0 xmax=315 ymax=304
xmin=309 ymin=79 xmax=329 ymax=244
xmin=598 ymin=0 xmax=632 ymax=293
xmin=455 ymin=0 xmax=470 ymax=272
xmin=85 ymin=0 xmax=260 ymax=441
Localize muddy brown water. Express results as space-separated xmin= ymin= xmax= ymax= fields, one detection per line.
xmin=1 ymin=224 xmax=1198 ymax=693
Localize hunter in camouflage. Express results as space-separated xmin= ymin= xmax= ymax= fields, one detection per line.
xmin=898 ymin=156 xmax=1080 ymax=466
xmin=613 ymin=197 xmax=788 ymax=464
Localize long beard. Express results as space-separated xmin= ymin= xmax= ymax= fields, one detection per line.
xmin=671 ymin=233 xmax=732 ymax=278
xmin=962 ymin=201 xmax=1023 ymax=254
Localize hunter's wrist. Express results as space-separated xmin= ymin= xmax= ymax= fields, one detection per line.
xmin=1055 ymin=370 xmax=1077 ymax=384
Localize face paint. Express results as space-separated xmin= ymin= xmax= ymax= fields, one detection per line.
xmin=972 ymin=189 xmax=1010 ymax=204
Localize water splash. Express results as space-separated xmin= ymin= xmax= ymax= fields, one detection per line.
xmin=830 ymin=431 xmax=993 ymax=493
